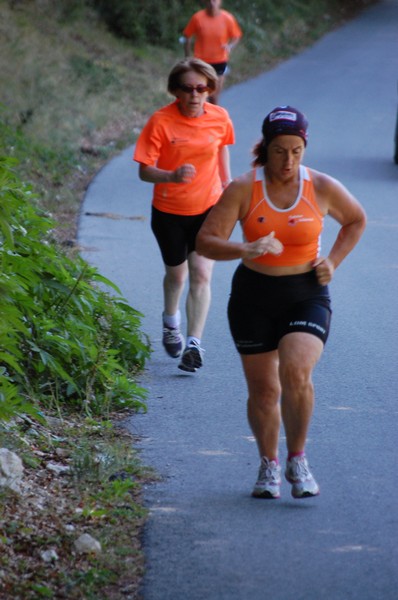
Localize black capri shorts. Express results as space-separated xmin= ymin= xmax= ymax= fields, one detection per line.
xmin=151 ymin=206 xmax=212 ymax=267
xmin=227 ymin=264 xmax=332 ymax=354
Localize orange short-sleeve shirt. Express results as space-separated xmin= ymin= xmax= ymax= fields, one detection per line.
xmin=183 ymin=9 xmax=242 ymax=64
xmin=133 ymin=100 xmax=235 ymax=215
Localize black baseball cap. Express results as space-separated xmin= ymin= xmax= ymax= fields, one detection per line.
xmin=262 ymin=106 xmax=308 ymax=146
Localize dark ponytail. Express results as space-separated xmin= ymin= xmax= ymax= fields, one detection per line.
xmin=252 ymin=139 xmax=267 ymax=167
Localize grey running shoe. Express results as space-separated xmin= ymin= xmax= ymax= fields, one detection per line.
xmin=252 ymin=457 xmax=281 ymax=499
xmin=162 ymin=325 xmax=184 ymax=358
xmin=178 ymin=342 xmax=204 ymax=372
xmin=285 ymin=455 xmax=320 ymax=499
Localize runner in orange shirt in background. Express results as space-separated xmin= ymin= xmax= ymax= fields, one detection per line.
xmin=183 ymin=0 xmax=242 ymax=105
xmin=134 ymin=58 xmax=235 ymax=373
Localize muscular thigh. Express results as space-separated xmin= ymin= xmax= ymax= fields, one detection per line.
xmin=240 ymin=351 xmax=281 ymax=400
xmin=278 ymin=297 xmax=332 ymax=345
xmin=228 ymin=299 xmax=280 ymax=354
xmin=278 ymin=332 xmax=324 ymax=372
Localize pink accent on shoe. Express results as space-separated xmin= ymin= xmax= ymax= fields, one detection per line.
xmin=287 ymin=451 xmax=305 ymax=461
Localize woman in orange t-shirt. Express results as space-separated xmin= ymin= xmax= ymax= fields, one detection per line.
xmin=197 ymin=106 xmax=366 ymax=499
xmin=134 ymin=58 xmax=235 ymax=373
xmin=183 ymin=0 xmax=242 ymax=104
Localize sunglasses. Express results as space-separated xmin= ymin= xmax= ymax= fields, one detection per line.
xmin=178 ymin=84 xmax=210 ymax=94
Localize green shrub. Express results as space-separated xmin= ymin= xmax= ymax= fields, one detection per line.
xmin=92 ymin=0 xmax=200 ymax=47
xmin=0 ymin=155 xmax=151 ymax=420
xmin=91 ymin=0 xmax=374 ymax=48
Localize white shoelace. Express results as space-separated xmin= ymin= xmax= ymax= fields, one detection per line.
xmin=289 ymin=457 xmax=311 ymax=481
xmin=259 ymin=460 xmax=280 ymax=483
xmin=163 ymin=327 xmax=182 ymax=344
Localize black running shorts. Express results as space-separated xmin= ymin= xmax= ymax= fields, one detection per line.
xmin=227 ymin=264 xmax=332 ymax=354
xmin=151 ymin=206 xmax=212 ymax=267
xmin=209 ymin=62 xmax=228 ymax=76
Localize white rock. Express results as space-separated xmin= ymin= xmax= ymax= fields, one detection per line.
xmin=45 ymin=461 xmax=70 ymax=475
xmin=55 ymin=448 xmax=70 ymax=458
xmin=45 ymin=416 xmax=64 ymax=428
xmin=74 ymin=533 xmax=102 ymax=554
xmin=40 ymin=549 xmax=59 ymax=562
xmin=0 ymin=448 xmax=24 ymax=493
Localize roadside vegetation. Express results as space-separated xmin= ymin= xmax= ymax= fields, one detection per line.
xmin=0 ymin=0 xmax=376 ymax=597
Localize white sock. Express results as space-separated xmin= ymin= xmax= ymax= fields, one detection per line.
xmin=163 ymin=310 xmax=181 ymax=329
xmin=186 ymin=336 xmax=201 ymax=347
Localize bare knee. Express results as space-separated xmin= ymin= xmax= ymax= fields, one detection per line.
xmin=190 ymin=270 xmax=211 ymax=290
xmin=280 ymin=359 xmax=313 ymax=396
xmin=165 ymin=264 xmax=188 ymax=288
xmin=278 ymin=333 xmax=323 ymax=395
xmin=248 ymin=380 xmax=281 ymax=412
xmin=189 ymin=257 xmax=213 ymax=288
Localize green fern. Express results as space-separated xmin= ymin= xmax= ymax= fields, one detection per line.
xmin=0 ymin=155 xmax=151 ymax=421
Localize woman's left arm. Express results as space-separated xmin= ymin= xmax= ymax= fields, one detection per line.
xmin=218 ymin=145 xmax=232 ymax=190
xmin=312 ymin=172 xmax=367 ymax=285
xmin=224 ymin=37 xmax=240 ymax=54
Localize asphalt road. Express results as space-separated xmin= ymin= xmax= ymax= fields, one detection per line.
xmin=79 ymin=2 xmax=398 ymax=598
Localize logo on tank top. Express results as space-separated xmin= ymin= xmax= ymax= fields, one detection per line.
xmin=288 ymin=214 xmax=314 ymax=226
xmin=257 ymin=216 xmax=266 ymax=223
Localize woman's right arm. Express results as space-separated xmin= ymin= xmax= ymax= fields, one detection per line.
xmin=139 ymin=163 xmax=196 ymax=185
xmin=196 ymin=175 xmax=283 ymax=261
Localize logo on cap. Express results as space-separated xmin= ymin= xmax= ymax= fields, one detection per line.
xmin=270 ymin=111 xmax=298 ymax=123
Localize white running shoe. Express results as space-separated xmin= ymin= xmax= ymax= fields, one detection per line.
xmin=178 ymin=342 xmax=204 ymax=372
xmin=252 ymin=457 xmax=281 ymax=499
xmin=285 ymin=455 xmax=320 ymax=499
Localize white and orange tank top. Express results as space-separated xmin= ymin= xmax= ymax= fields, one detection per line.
xmin=241 ymin=166 xmax=324 ymax=266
